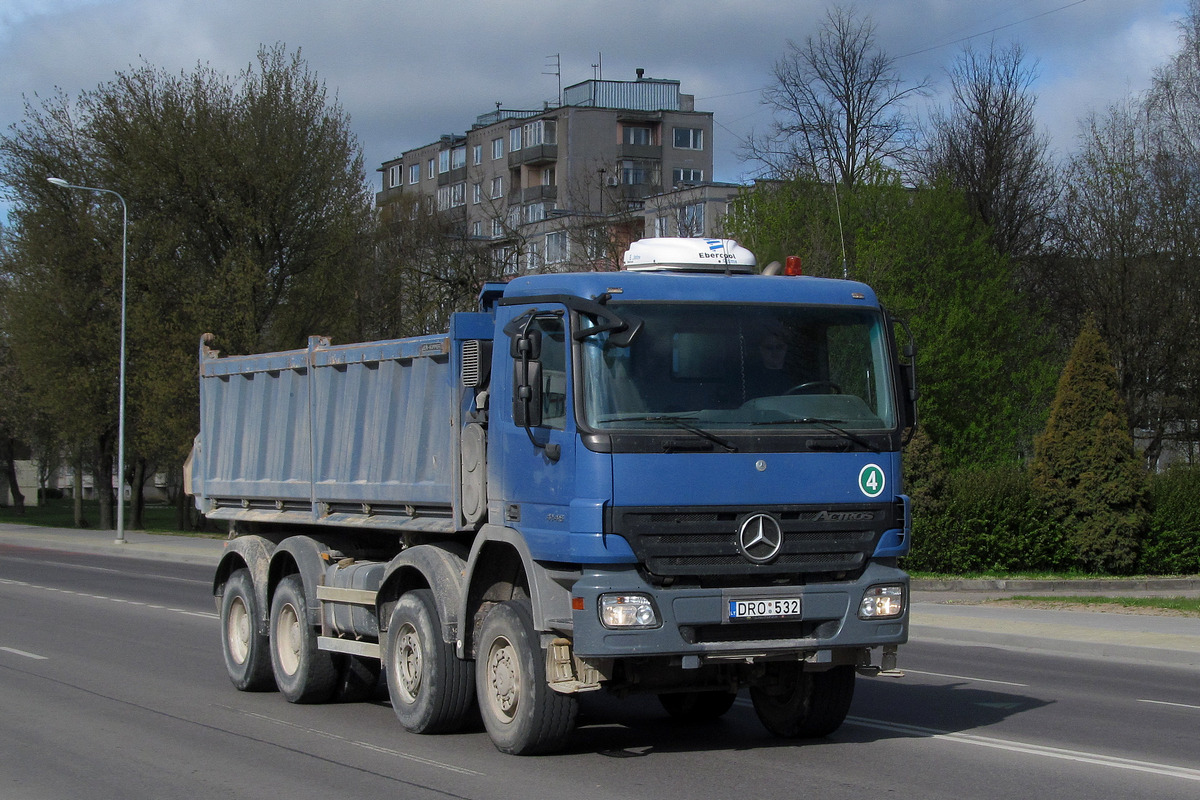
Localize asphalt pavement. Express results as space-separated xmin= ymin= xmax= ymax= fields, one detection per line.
xmin=3 ymin=521 xmax=1198 ymax=668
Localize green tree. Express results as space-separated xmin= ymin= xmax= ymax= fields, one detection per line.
xmin=727 ymin=175 xmax=1054 ymax=468
xmin=0 ymin=45 xmax=373 ymax=529
xmin=1032 ymin=318 xmax=1147 ymax=573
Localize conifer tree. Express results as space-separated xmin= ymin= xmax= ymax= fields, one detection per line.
xmin=1032 ymin=317 xmax=1147 ymax=572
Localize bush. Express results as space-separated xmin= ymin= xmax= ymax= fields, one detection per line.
xmin=906 ymin=463 xmax=1068 ymax=573
xmin=1139 ymin=465 xmax=1200 ymax=574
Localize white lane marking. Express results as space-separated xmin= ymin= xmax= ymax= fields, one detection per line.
xmin=845 ymin=716 xmax=1200 ymax=782
xmin=1 ymin=646 xmax=48 ymax=661
xmin=229 ymin=709 xmax=485 ymax=776
xmin=903 ymin=669 xmax=1029 ymax=687
xmin=0 ymin=577 xmax=218 ymax=620
xmin=1138 ymin=698 xmax=1200 ymax=711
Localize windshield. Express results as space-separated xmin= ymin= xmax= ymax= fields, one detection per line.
xmin=580 ymin=303 xmax=897 ymax=432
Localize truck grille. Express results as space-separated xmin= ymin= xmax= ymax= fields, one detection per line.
xmin=609 ymin=504 xmax=893 ymax=580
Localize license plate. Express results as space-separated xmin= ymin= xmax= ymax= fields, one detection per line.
xmin=729 ymin=597 xmax=802 ymax=620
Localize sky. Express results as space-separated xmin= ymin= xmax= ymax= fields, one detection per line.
xmin=0 ymin=0 xmax=1189 ymax=209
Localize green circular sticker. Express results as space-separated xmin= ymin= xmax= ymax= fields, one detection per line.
xmin=859 ymin=464 xmax=885 ymax=498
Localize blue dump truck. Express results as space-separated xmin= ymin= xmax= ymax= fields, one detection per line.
xmin=190 ymin=237 xmax=917 ymax=755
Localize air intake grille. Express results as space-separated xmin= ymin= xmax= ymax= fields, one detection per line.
xmin=610 ymin=503 xmax=893 ymax=580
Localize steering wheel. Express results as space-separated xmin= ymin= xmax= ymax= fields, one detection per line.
xmin=784 ymin=380 xmax=843 ymax=395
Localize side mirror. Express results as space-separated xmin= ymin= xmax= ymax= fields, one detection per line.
xmin=510 ymin=328 xmax=542 ymax=360
xmin=513 ymin=360 xmax=544 ymax=428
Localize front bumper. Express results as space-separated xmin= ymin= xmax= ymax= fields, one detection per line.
xmin=570 ymin=561 xmax=908 ymax=661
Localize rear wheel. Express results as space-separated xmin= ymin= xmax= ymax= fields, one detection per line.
xmin=476 ymin=599 xmax=577 ymax=755
xmin=658 ymin=690 xmax=738 ymax=722
xmin=269 ymin=574 xmax=338 ymax=703
xmin=750 ymin=664 xmax=855 ymax=738
xmin=220 ymin=568 xmax=275 ymax=691
xmin=385 ymin=589 xmax=475 ymax=733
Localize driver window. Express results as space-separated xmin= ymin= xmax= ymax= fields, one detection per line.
xmin=535 ymin=316 xmax=567 ymax=429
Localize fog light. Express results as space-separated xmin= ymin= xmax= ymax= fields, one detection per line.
xmin=859 ymin=584 xmax=905 ymax=619
xmin=599 ymin=593 xmax=660 ymax=629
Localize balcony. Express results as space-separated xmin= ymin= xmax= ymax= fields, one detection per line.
xmin=617 ymin=143 xmax=662 ymax=160
xmin=508 ymin=144 xmax=558 ymax=167
xmin=522 ymin=185 xmax=558 ymax=203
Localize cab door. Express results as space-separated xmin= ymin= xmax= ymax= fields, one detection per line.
xmin=493 ymin=306 xmax=578 ymax=559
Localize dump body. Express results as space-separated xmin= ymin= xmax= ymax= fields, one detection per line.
xmin=193 ymin=324 xmax=482 ymax=533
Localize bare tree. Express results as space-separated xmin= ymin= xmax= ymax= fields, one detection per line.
xmin=918 ymin=41 xmax=1058 ymax=257
xmin=746 ymin=5 xmax=928 ymax=185
xmin=1056 ymin=100 xmax=1200 ymax=466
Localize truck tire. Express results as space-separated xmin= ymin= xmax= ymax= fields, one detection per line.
xmin=750 ymin=664 xmax=855 ymax=739
xmin=220 ymin=568 xmax=275 ymax=692
xmin=476 ymin=599 xmax=578 ymax=755
xmin=269 ymin=574 xmax=338 ymax=704
xmin=658 ymin=690 xmax=738 ymax=722
xmin=385 ymin=589 xmax=475 ymax=733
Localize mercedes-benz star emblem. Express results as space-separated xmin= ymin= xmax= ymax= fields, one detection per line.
xmin=737 ymin=513 xmax=783 ymax=563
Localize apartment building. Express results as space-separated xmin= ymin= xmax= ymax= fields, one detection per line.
xmin=376 ymin=71 xmax=720 ymax=273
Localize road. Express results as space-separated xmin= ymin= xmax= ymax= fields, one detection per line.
xmin=1 ymin=544 xmax=1198 ymax=799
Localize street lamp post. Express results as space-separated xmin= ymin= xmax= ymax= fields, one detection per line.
xmin=47 ymin=176 xmax=129 ymax=545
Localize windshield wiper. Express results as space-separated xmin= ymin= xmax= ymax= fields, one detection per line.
xmin=752 ymin=417 xmax=881 ymax=453
xmin=618 ymin=414 xmax=738 ymax=453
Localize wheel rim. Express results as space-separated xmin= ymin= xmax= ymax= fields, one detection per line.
xmin=484 ymin=634 xmax=520 ymax=722
xmin=226 ymin=595 xmax=251 ymax=665
xmin=275 ymin=601 xmax=302 ymax=676
xmin=392 ymin=622 xmax=423 ymax=703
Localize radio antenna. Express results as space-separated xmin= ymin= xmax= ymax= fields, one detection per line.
xmin=830 ymin=164 xmax=849 ymax=280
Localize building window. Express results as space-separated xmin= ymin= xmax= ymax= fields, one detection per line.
xmin=655 ymin=216 xmax=671 ymax=238
xmin=510 ymin=127 xmax=522 ymax=152
xmin=672 ymin=168 xmax=704 ymax=184
xmin=427 ymin=158 xmax=435 ymax=179
xmin=472 ymin=144 xmax=483 ymax=166
xmin=409 ymin=163 xmax=420 ymax=185
xmin=473 ymin=183 xmax=482 ymax=204
xmin=623 ymin=125 xmax=654 ymax=146
xmin=388 ymin=165 xmax=401 ymax=188
xmin=492 ymin=217 xmax=505 ymax=238
xmin=546 ymin=231 xmax=567 ymax=263
xmin=451 ymin=146 xmax=466 ymax=170
xmin=673 ymin=127 xmax=704 ymax=150
xmin=620 ymin=160 xmax=657 ymax=185
xmin=472 ymin=220 xmax=482 ymax=238
xmin=523 ymin=119 xmax=556 ymax=148
xmin=438 ymin=150 xmax=450 ymax=174
xmin=542 ymin=166 xmax=556 ymax=186
xmin=524 ymin=203 xmax=546 ymax=224
xmin=681 ymin=202 xmax=704 ymax=236
xmin=525 ymin=240 xmax=543 ymax=273
xmin=450 ymin=182 xmax=465 ymax=208
xmin=490 ymin=176 xmax=503 ymax=199
xmin=492 ymin=137 xmax=504 ymax=160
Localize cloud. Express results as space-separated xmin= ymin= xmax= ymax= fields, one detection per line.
xmin=0 ymin=0 xmax=1190 ymax=210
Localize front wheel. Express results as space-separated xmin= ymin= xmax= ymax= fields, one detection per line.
xmin=476 ymin=599 xmax=577 ymax=755
xmin=220 ymin=568 xmax=275 ymax=692
xmin=269 ymin=574 xmax=338 ymax=704
xmin=750 ymin=664 xmax=855 ymax=738
xmin=385 ymin=589 xmax=475 ymax=733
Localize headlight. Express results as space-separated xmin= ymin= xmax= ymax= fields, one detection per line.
xmin=859 ymin=584 xmax=905 ymax=619
xmin=599 ymin=593 xmax=660 ymax=629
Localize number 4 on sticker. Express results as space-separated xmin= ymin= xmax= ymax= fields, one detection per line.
xmin=859 ymin=464 xmax=885 ymax=498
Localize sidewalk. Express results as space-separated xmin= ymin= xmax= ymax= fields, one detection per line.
xmin=3 ymin=522 xmax=1198 ymax=667
xmin=0 ymin=522 xmax=225 ymax=567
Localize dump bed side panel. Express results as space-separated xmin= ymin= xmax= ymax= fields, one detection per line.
xmin=193 ymin=335 xmax=456 ymax=528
